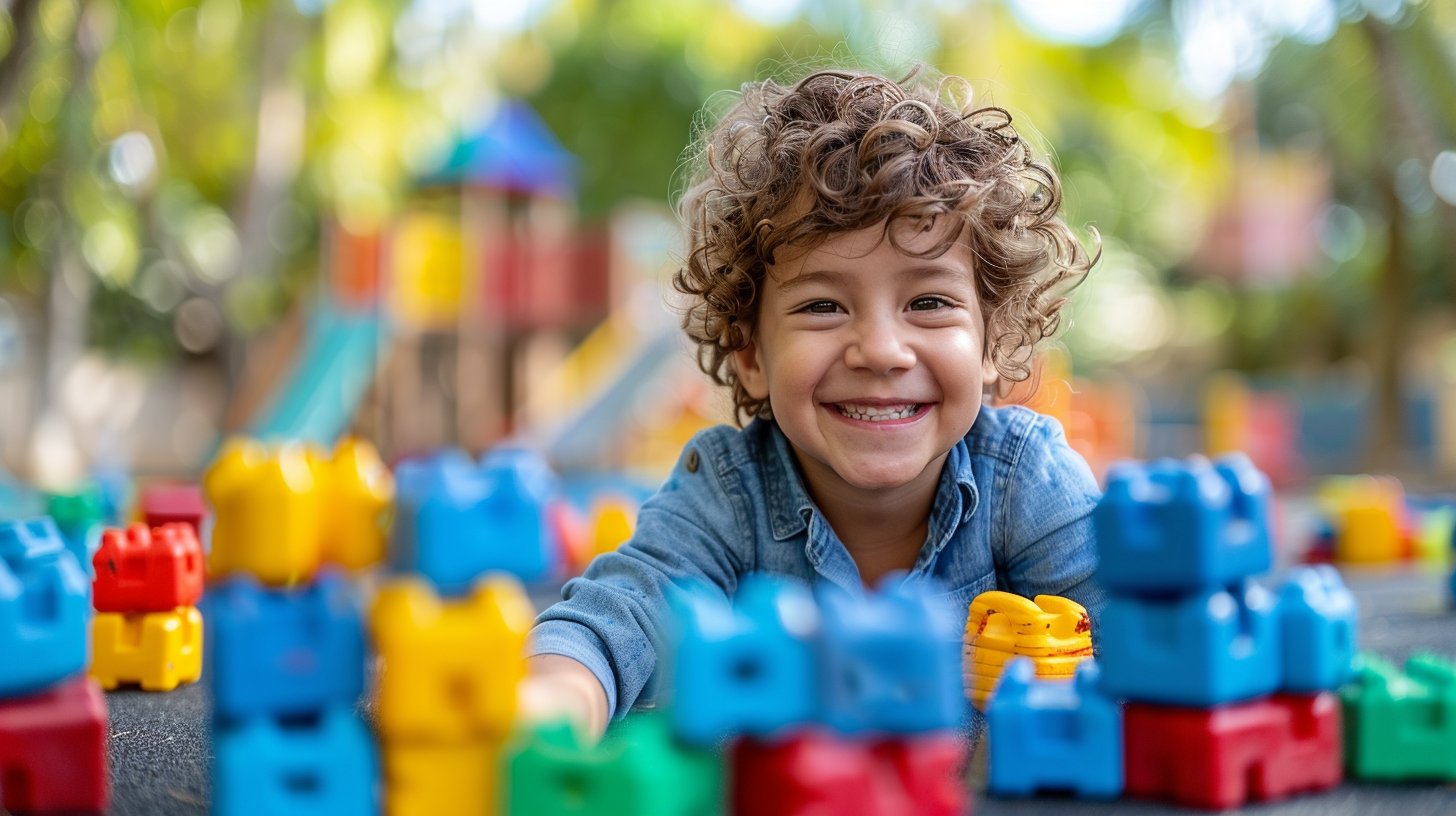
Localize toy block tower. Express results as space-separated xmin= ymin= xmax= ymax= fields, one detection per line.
xmin=646 ymin=574 xmax=968 ymax=816
xmin=203 ymin=437 xmax=389 ymax=816
xmin=374 ymin=445 xmax=548 ymax=816
xmin=1092 ymin=453 xmax=1354 ymax=809
xmin=0 ymin=518 xmax=110 ymax=814
xmin=89 ymin=523 xmax=205 ymax=691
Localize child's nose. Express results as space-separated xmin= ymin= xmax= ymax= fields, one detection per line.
xmin=845 ymin=316 xmax=916 ymax=373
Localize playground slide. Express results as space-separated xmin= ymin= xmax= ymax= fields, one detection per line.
xmin=248 ymin=303 xmax=386 ymax=446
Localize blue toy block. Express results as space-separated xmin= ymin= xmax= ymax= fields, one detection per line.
xmin=668 ymin=575 xmax=820 ymax=745
xmin=476 ymin=448 xmax=556 ymax=583
xmin=816 ymin=578 xmax=965 ymax=735
xmin=0 ymin=518 xmax=90 ymax=696
xmin=392 ymin=449 xmax=556 ymax=595
xmin=987 ymin=658 xmax=1123 ymax=799
xmin=1278 ymin=566 xmax=1358 ymax=692
xmin=213 ymin=706 xmax=377 ymax=816
xmin=205 ymin=572 xmax=366 ymax=723
xmin=1098 ymin=580 xmax=1281 ymax=707
xmin=1095 ymin=454 xmax=1272 ymax=593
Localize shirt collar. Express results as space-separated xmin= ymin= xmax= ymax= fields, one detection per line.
xmin=760 ymin=419 xmax=981 ymax=542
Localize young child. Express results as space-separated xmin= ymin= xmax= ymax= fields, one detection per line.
xmin=523 ymin=67 xmax=1103 ymax=739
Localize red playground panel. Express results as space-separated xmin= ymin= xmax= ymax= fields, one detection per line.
xmin=0 ymin=675 xmax=110 ymax=814
xmin=1125 ymin=693 xmax=1342 ymax=810
xmin=92 ymin=523 xmax=205 ymax=613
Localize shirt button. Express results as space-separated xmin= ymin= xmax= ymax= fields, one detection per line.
xmin=685 ymin=449 xmax=700 ymax=473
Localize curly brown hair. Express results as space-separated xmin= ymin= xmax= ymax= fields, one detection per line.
xmin=674 ymin=67 xmax=1097 ymax=426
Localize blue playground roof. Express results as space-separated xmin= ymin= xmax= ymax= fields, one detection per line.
xmin=420 ymin=99 xmax=576 ymax=195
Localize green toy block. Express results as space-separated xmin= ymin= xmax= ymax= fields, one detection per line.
xmin=1341 ymin=652 xmax=1456 ymax=781
xmin=505 ymin=713 xmax=722 ymax=815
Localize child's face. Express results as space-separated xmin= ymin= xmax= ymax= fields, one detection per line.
xmin=732 ymin=219 xmax=997 ymax=500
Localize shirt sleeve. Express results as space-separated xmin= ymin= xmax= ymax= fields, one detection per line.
xmin=528 ymin=437 xmax=749 ymax=720
xmin=996 ymin=412 xmax=1106 ymax=630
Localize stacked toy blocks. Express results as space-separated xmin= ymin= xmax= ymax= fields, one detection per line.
xmin=0 ymin=517 xmax=109 ymax=814
xmin=664 ymin=574 xmax=969 ymax=816
xmin=986 ymin=658 xmax=1121 ymax=799
xmin=204 ymin=437 xmax=389 ymax=816
xmin=1094 ymin=454 xmax=1356 ymax=810
xmin=1341 ymin=653 xmax=1456 ymax=781
xmin=377 ymin=445 xmax=558 ymax=815
xmin=90 ymin=523 xmax=205 ymax=691
xmin=964 ymin=590 xmax=1092 ymax=709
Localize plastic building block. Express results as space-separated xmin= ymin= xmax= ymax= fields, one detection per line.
xmin=206 ymin=572 xmax=365 ymax=723
xmin=669 ymin=575 xmax=820 ymax=745
xmin=1124 ymin=693 xmax=1342 ymax=809
xmin=816 ymin=579 xmax=965 ymax=735
xmin=987 ymin=659 xmax=1122 ymax=799
xmin=0 ymin=676 xmax=109 ymax=815
xmin=92 ymin=523 xmax=204 ymax=613
xmin=506 ymin=713 xmax=721 ymax=816
xmin=371 ymin=574 xmax=533 ymax=742
xmin=964 ymin=590 xmax=1093 ymax=710
xmin=383 ymin=740 xmax=497 ymax=816
xmin=213 ymin=706 xmax=377 ymax=816
xmin=731 ymin=731 xmax=967 ymax=816
xmin=1094 ymin=454 xmax=1272 ymax=593
xmin=392 ymin=450 xmax=557 ymax=596
xmin=590 ymin=499 xmax=635 ymax=560
xmin=1277 ymin=566 xmax=1357 ymax=692
xmin=317 ymin=437 xmax=393 ymax=570
xmin=1416 ymin=505 xmax=1454 ymax=565
xmin=91 ymin=606 xmax=204 ymax=691
xmin=46 ymin=484 xmax=106 ymax=569
xmin=474 ymin=449 xmax=557 ymax=583
xmin=205 ymin=439 xmax=323 ymax=586
xmin=0 ymin=518 xmax=90 ymax=696
xmin=1341 ymin=653 xmax=1456 ymax=781
xmin=139 ymin=483 xmax=208 ymax=538
xmin=1335 ymin=482 xmax=1404 ymax=564
xmin=1098 ymin=580 xmax=1281 ymax=706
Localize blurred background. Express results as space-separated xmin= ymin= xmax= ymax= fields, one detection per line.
xmin=0 ymin=0 xmax=1453 ymax=495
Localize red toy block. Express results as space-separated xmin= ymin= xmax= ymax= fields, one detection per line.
xmin=92 ymin=523 xmax=205 ymax=613
xmin=730 ymin=731 xmax=969 ymax=816
xmin=1125 ymin=693 xmax=1341 ymax=810
xmin=0 ymin=675 xmax=110 ymax=814
xmin=140 ymin=483 xmax=207 ymax=537
xmin=872 ymin=732 xmax=968 ymax=816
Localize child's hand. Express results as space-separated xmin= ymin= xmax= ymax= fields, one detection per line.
xmin=518 ymin=655 xmax=610 ymax=743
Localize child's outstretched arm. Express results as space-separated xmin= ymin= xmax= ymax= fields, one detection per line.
xmin=518 ymin=654 xmax=611 ymax=741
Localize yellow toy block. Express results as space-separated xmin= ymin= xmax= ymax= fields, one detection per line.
xmin=1328 ymin=477 xmax=1403 ymax=564
xmin=91 ymin=606 xmax=204 ymax=691
xmin=371 ymin=574 xmax=534 ymax=742
xmin=964 ymin=590 xmax=1092 ymax=710
xmin=383 ymin=740 xmax=498 ymax=816
xmin=319 ymin=437 xmax=394 ymax=570
xmin=589 ymin=500 xmax=635 ymax=561
xmin=204 ymin=439 xmax=323 ymax=586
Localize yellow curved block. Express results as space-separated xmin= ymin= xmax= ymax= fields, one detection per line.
xmin=1332 ymin=477 xmax=1404 ymax=564
xmin=320 ymin=437 xmax=395 ymax=570
xmin=964 ymin=590 xmax=1092 ymax=710
xmin=589 ymin=500 xmax=635 ymax=561
xmin=372 ymin=575 xmax=534 ymax=742
xmin=384 ymin=740 xmax=498 ymax=816
xmin=90 ymin=606 xmax=204 ymax=692
xmin=204 ymin=439 xmax=323 ymax=586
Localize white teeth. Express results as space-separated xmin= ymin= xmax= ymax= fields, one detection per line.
xmin=835 ymin=403 xmax=919 ymax=422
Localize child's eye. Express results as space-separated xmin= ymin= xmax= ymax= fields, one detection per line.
xmin=909 ymin=296 xmax=952 ymax=311
xmin=801 ymin=301 xmax=842 ymax=314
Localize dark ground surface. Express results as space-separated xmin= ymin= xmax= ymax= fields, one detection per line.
xmin=105 ymin=563 xmax=1456 ymax=815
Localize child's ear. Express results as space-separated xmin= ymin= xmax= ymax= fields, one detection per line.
xmin=731 ymin=337 xmax=770 ymax=401
xmin=981 ymin=353 xmax=999 ymax=389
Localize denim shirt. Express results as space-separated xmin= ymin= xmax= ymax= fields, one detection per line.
xmin=529 ymin=403 xmax=1105 ymax=721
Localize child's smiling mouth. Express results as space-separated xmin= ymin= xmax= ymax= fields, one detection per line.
xmin=829 ymin=402 xmax=930 ymax=424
